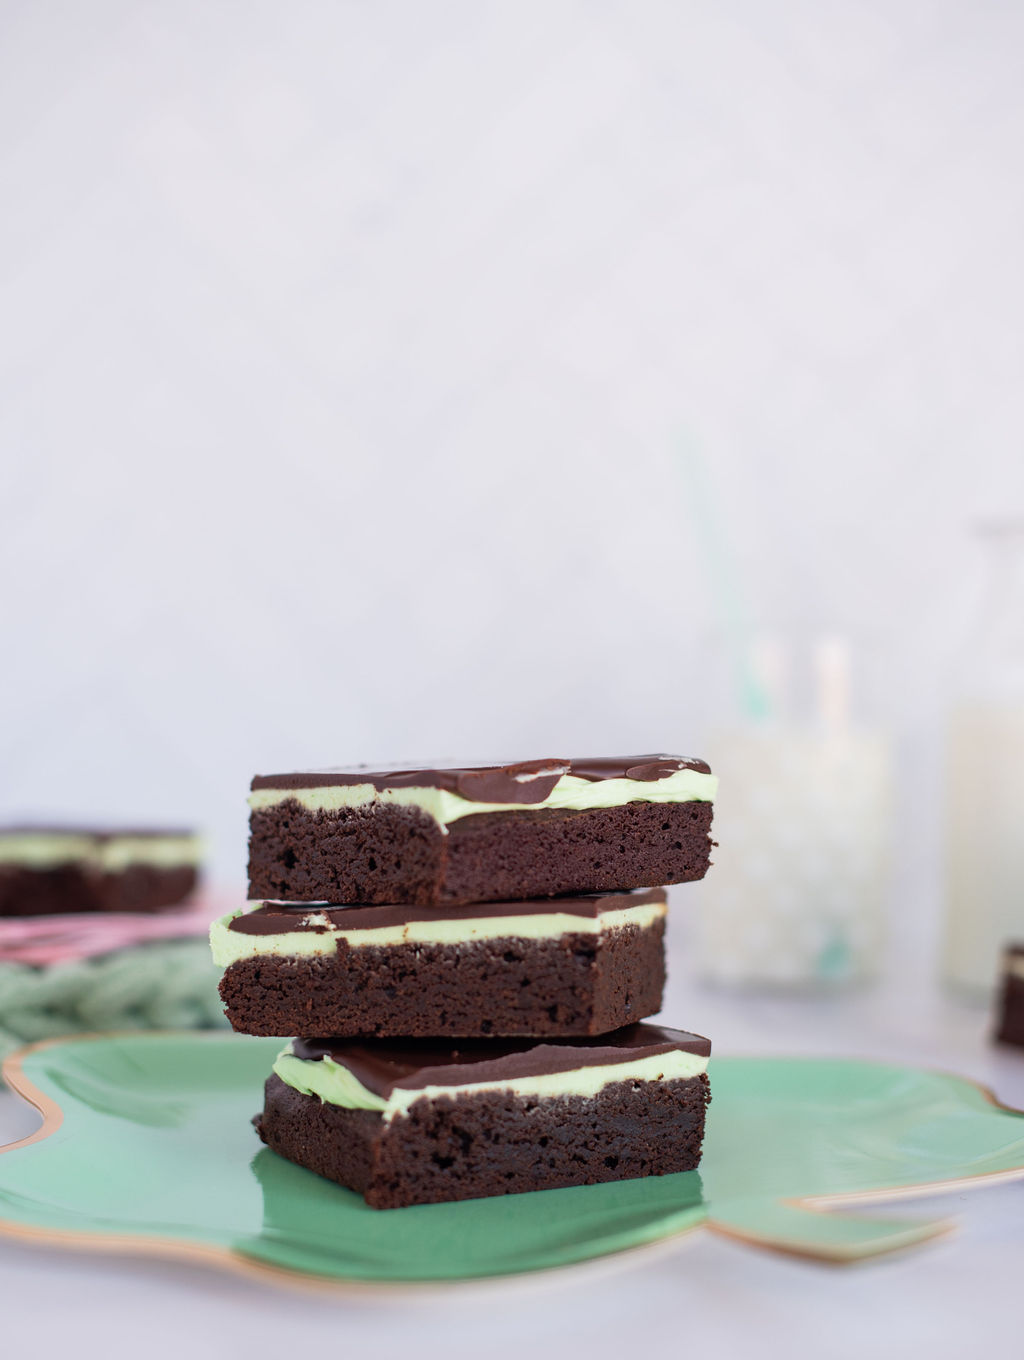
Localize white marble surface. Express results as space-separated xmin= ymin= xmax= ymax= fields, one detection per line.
xmin=1 ymin=916 xmax=1021 ymax=1360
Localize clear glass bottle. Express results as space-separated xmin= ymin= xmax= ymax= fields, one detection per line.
xmin=694 ymin=635 xmax=891 ymax=989
xmin=942 ymin=522 xmax=1024 ymax=997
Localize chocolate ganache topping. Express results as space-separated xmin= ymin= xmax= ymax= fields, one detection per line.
xmin=231 ymin=888 xmax=665 ymax=935
xmin=250 ymin=755 xmax=711 ymax=804
xmin=291 ymin=1023 xmax=711 ymax=1097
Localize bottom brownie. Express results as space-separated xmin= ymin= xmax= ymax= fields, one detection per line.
xmin=256 ymin=1069 xmax=710 ymax=1209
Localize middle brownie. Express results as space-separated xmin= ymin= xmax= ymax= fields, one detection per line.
xmin=211 ymin=888 xmax=667 ymax=1038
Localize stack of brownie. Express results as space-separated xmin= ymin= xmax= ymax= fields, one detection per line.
xmin=211 ymin=756 xmax=718 ymax=1208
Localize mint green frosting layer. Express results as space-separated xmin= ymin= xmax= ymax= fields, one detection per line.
xmin=273 ymin=1049 xmax=387 ymax=1111
xmin=0 ymin=832 xmax=202 ymax=871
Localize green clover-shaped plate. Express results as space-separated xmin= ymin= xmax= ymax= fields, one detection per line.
xmin=2 ymin=1032 xmax=1022 ymax=1289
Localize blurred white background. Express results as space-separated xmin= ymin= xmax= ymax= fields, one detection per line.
xmin=2 ymin=8 xmax=1024 ymax=1350
xmin=2 ymin=0 xmax=1023 ymax=898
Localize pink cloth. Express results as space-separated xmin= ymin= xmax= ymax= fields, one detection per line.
xmin=0 ymin=897 xmax=223 ymax=966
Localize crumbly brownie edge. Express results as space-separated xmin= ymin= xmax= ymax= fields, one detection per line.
xmin=219 ymin=919 xmax=666 ymax=1038
xmin=247 ymin=802 xmax=446 ymax=905
xmin=441 ymin=800 xmax=713 ymax=904
xmin=256 ymin=1069 xmax=710 ymax=1208
xmin=590 ymin=915 xmax=667 ymax=1033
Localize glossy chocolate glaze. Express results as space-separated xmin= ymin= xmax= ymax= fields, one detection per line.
xmin=230 ymin=888 xmax=666 ymax=935
xmin=250 ymin=755 xmax=711 ymax=802
xmin=291 ymin=1023 xmax=711 ymax=1096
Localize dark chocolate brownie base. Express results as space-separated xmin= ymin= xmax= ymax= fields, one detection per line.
xmin=0 ymin=864 xmax=198 ymax=916
xmin=220 ymin=919 xmax=665 ymax=1037
xmin=995 ymin=971 xmax=1024 ymax=1048
xmin=256 ymin=1070 xmax=710 ymax=1208
xmin=248 ymin=799 xmax=713 ymax=906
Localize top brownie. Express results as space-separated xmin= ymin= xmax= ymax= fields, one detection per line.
xmin=248 ymin=755 xmax=716 ymax=905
